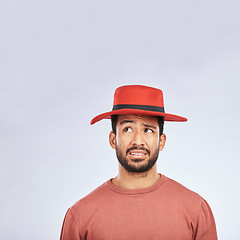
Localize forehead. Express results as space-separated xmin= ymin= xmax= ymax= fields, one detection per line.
xmin=117 ymin=114 xmax=159 ymax=126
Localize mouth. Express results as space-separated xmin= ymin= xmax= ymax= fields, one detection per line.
xmin=130 ymin=152 xmax=146 ymax=156
xmin=129 ymin=151 xmax=147 ymax=156
xmin=126 ymin=148 xmax=149 ymax=161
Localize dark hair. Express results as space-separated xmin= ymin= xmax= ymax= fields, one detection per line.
xmin=111 ymin=115 xmax=164 ymax=136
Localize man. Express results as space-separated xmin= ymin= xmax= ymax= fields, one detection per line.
xmin=60 ymin=85 xmax=218 ymax=239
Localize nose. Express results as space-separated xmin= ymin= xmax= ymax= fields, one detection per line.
xmin=132 ymin=131 xmax=145 ymax=146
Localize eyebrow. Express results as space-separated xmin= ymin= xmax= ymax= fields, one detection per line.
xmin=119 ymin=120 xmax=157 ymax=130
xmin=119 ymin=120 xmax=134 ymax=125
xmin=143 ymin=124 xmax=157 ymax=130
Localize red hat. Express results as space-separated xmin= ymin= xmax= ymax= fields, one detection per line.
xmin=90 ymin=85 xmax=187 ymax=125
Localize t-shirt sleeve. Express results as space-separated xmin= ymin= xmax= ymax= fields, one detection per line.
xmin=60 ymin=208 xmax=81 ymax=240
xmin=193 ymin=199 xmax=218 ymax=240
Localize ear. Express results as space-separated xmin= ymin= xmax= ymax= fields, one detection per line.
xmin=159 ymin=133 xmax=166 ymax=151
xmin=109 ymin=131 xmax=116 ymax=149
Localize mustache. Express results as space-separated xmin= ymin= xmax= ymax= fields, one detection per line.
xmin=126 ymin=146 xmax=150 ymax=155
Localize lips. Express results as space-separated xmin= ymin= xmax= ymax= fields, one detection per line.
xmin=129 ymin=150 xmax=147 ymax=156
xmin=126 ymin=147 xmax=150 ymax=158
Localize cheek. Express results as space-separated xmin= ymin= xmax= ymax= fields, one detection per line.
xmin=115 ymin=135 xmax=125 ymax=148
xmin=148 ymin=137 xmax=160 ymax=150
xmin=116 ymin=135 xmax=132 ymax=151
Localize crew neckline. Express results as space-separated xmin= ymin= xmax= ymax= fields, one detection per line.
xmin=105 ymin=174 xmax=167 ymax=195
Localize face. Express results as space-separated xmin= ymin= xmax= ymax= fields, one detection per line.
xmin=109 ymin=115 xmax=166 ymax=173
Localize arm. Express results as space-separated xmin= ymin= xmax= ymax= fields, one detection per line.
xmin=193 ymin=199 xmax=218 ymax=240
xmin=60 ymin=208 xmax=81 ymax=240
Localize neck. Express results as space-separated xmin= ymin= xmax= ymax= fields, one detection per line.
xmin=112 ymin=164 xmax=160 ymax=189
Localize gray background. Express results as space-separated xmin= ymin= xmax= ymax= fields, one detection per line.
xmin=1 ymin=0 xmax=239 ymax=239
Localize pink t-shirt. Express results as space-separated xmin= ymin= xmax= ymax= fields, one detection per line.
xmin=60 ymin=175 xmax=217 ymax=240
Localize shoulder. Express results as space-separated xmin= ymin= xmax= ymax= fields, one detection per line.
xmin=163 ymin=176 xmax=212 ymax=215
xmin=165 ymin=176 xmax=202 ymax=196
xmin=164 ymin=176 xmax=206 ymax=206
xmin=163 ymin=176 xmax=217 ymax=237
xmin=69 ymin=181 xmax=111 ymax=215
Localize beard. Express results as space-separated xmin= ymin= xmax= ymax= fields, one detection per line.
xmin=115 ymin=145 xmax=159 ymax=173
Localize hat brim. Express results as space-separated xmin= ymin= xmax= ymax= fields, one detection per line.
xmin=90 ymin=109 xmax=187 ymax=125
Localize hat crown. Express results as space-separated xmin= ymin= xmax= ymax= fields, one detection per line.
xmin=113 ymin=85 xmax=164 ymax=107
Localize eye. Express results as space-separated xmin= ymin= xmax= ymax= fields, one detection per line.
xmin=123 ymin=127 xmax=132 ymax=132
xmin=144 ymin=128 xmax=154 ymax=133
